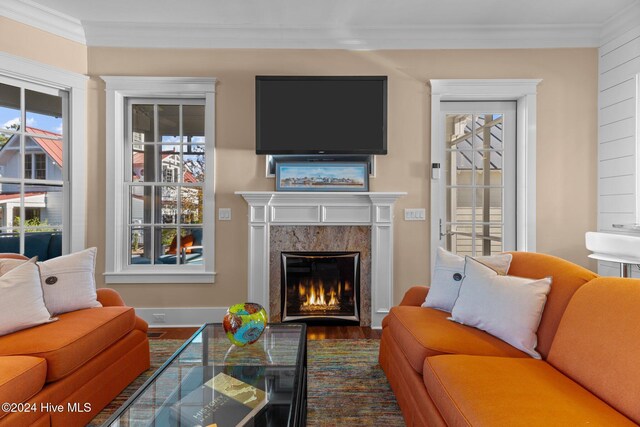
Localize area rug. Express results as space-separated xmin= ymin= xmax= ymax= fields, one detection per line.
xmin=88 ymin=339 xmax=404 ymax=426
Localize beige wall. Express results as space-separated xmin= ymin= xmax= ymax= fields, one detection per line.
xmin=0 ymin=21 xmax=598 ymax=307
xmin=0 ymin=17 xmax=87 ymax=75
xmin=84 ymin=47 xmax=597 ymax=308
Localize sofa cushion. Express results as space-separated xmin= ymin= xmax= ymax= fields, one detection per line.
xmin=548 ymin=277 xmax=640 ymax=424
xmin=423 ymin=355 xmax=637 ymax=427
xmin=384 ymin=306 xmax=528 ymax=375
xmin=0 ymin=356 xmax=47 ymax=419
xmin=506 ymin=251 xmax=597 ymax=359
xmin=0 ymin=307 xmax=136 ymax=382
xmin=24 ymin=233 xmax=53 ymax=261
xmin=47 ymin=233 xmax=63 ymax=260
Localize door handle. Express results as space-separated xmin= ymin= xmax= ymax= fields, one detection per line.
xmin=439 ymin=219 xmax=451 ymax=240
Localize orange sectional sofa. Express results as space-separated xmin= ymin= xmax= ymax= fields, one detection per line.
xmin=0 ymin=287 xmax=150 ymax=427
xmin=380 ymin=252 xmax=640 ymax=426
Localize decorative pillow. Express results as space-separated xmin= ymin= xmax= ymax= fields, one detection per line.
xmin=38 ymin=247 xmax=102 ymax=316
xmin=0 ymin=257 xmax=26 ymax=276
xmin=449 ymin=257 xmax=552 ymax=359
xmin=0 ymin=258 xmax=55 ymax=336
xmin=422 ymin=247 xmax=513 ymax=312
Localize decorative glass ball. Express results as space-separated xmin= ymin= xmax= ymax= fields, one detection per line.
xmin=223 ymin=302 xmax=268 ymax=346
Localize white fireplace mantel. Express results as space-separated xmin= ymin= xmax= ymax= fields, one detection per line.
xmin=236 ymin=191 xmax=406 ymax=328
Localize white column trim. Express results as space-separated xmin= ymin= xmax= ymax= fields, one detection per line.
xmin=429 ymin=79 xmax=541 ymax=270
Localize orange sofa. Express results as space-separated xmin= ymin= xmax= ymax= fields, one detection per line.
xmin=0 ymin=287 xmax=150 ymax=427
xmin=380 ymin=252 xmax=640 ymax=426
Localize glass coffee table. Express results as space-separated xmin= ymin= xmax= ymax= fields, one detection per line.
xmin=102 ymin=323 xmax=307 ymax=427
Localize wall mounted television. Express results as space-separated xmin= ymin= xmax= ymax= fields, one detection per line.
xmin=256 ymin=76 xmax=387 ymax=155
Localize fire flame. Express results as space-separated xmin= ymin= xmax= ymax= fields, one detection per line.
xmin=298 ymin=279 xmax=346 ymax=309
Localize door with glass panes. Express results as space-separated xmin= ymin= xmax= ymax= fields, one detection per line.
xmin=436 ymin=101 xmax=516 ymax=257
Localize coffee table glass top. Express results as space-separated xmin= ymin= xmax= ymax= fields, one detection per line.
xmin=102 ymin=323 xmax=307 ymax=427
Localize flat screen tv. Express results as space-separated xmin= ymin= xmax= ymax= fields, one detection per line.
xmin=256 ymin=76 xmax=387 ymax=155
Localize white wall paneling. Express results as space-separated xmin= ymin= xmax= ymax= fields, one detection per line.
xmin=597 ymin=24 xmax=640 ymax=276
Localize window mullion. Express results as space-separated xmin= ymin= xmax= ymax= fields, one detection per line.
xmin=18 ymin=87 xmax=25 ymax=254
xmin=470 ymin=114 xmax=476 ymax=257
xmin=177 ymin=104 xmax=183 ymax=265
xmin=151 ymin=103 xmax=159 ymax=265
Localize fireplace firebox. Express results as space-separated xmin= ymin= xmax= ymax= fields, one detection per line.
xmin=281 ymin=252 xmax=360 ymax=324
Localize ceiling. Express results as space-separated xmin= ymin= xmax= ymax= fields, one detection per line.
xmin=5 ymin=0 xmax=640 ymax=49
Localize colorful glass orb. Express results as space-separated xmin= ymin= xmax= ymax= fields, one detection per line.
xmin=223 ymin=302 xmax=268 ymax=346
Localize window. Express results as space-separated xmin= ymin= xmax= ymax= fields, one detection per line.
xmin=128 ymin=100 xmax=205 ymax=266
xmin=0 ymin=80 xmax=65 ymax=256
xmin=24 ymin=153 xmax=47 ymax=180
xmin=103 ymin=77 xmax=216 ymax=284
xmin=0 ymin=52 xmax=87 ymax=257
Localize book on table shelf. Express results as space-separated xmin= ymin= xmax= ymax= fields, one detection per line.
xmin=170 ymin=371 xmax=268 ymax=427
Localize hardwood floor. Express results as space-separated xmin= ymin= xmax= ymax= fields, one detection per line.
xmin=147 ymin=326 xmax=381 ymax=340
xmin=306 ymin=326 xmax=381 ymax=340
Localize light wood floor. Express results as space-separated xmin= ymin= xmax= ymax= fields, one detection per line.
xmin=148 ymin=326 xmax=382 ymax=340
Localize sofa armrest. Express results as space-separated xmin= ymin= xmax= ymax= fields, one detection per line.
xmin=399 ymin=286 xmax=430 ymax=306
xmin=97 ymin=288 xmax=148 ymax=333
xmin=97 ymin=288 xmax=126 ymax=307
xmin=0 ymin=253 xmax=28 ymax=260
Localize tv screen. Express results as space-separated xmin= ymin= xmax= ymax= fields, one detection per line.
xmin=256 ymin=76 xmax=387 ymax=155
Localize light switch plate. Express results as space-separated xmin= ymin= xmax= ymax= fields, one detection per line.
xmin=404 ymin=208 xmax=426 ymax=221
xmin=218 ymin=208 xmax=231 ymax=221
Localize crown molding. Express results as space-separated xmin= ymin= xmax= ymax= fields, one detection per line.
xmin=600 ymin=1 xmax=640 ymax=46
xmin=0 ymin=0 xmax=85 ymax=44
xmin=84 ymin=21 xmax=602 ymax=49
xmin=2 ymin=0 xmax=634 ymax=50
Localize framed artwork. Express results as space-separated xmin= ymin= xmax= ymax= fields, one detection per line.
xmin=275 ymin=162 xmax=369 ymax=192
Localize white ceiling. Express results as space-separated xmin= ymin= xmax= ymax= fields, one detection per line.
xmin=4 ymin=0 xmax=640 ymax=48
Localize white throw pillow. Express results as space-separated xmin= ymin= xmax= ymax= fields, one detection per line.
xmin=449 ymin=257 xmax=552 ymax=359
xmin=39 ymin=247 xmax=102 ymax=315
xmin=0 ymin=258 xmax=55 ymax=336
xmin=0 ymin=258 xmax=26 ymax=276
xmin=422 ymin=247 xmax=513 ymax=312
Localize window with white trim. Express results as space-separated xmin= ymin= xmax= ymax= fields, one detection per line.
xmin=128 ymin=99 xmax=205 ymax=266
xmin=0 ymin=62 xmax=86 ymax=258
xmin=103 ymin=77 xmax=216 ymax=284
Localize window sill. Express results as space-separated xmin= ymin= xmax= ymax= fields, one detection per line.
xmin=103 ymin=271 xmax=217 ymax=284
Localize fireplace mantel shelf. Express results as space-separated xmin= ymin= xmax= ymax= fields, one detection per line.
xmin=236 ymin=190 xmax=406 ymax=328
xmin=236 ymin=191 xmax=406 ymax=202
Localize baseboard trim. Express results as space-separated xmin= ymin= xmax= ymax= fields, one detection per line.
xmin=135 ymin=307 xmax=227 ymax=327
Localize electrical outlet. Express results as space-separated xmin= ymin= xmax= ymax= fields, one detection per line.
xmin=218 ymin=208 xmax=231 ymax=221
xmin=404 ymin=208 xmax=426 ymax=221
xmin=152 ymin=313 xmax=166 ymax=323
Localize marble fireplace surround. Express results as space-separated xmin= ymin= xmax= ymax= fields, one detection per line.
xmin=236 ymin=192 xmax=405 ymax=328
xmin=270 ymin=225 xmax=371 ymax=325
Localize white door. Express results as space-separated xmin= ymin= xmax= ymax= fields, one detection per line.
xmin=433 ymin=101 xmax=517 ymax=258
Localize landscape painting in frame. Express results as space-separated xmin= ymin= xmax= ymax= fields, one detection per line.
xmin=276 ymin=162 xmax=369 ymax=192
